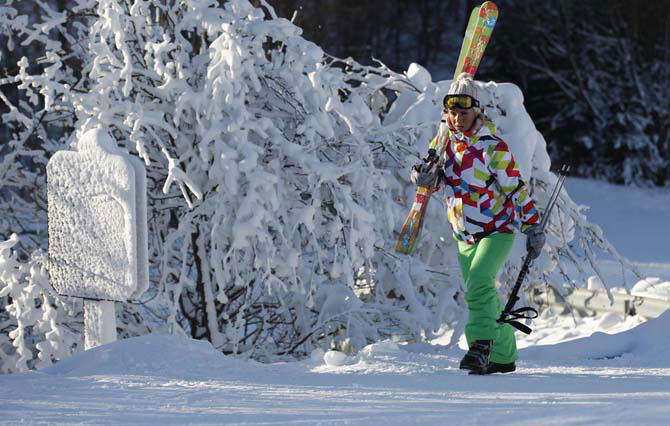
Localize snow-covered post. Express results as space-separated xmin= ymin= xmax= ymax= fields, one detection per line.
xmin=47 ymin=128 xmax=148 ymax=350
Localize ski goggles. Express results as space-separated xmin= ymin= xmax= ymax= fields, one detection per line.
xmin=443 ymin=94 xmax=480 ymax=110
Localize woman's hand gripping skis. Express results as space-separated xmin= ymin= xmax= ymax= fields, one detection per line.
xmin=395 ymin=124 xmax=449 ymax=255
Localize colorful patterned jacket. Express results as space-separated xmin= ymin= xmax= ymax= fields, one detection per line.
xmin=430 ymin=118 xmax=539 ymax=245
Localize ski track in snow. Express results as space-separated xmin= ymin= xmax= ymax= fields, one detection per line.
xmin=2 ymin=364 xmax=670 ymax=425
xmin=1 ymin=332 xmax=670 ymax=425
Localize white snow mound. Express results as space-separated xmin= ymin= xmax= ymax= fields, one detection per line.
xmin=43 ymin=333 xmax=244 ymax=378
xmin=360 ymin=340 xmax=401 ymax=356
xmin=323 ymin=350 xmax=356 ymax=366
xmin=521 ymin=310 xmax=670 ymax=366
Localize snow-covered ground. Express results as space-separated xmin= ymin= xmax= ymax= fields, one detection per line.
xmin=565 ymin=177 xmax=670 ymax=264
xmin=1 ymin=178 xmax=670 ymax=425
xmin=563 ymin=177 xmax=670 ymax=296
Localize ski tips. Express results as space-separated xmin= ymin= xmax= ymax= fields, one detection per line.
xmin=453 ymin=1 xmax=499 ymax=80
xmin=481 ymin=1 xmax=498 ymax=15
xmin=480 ymin=2 xmax=498 ymax=24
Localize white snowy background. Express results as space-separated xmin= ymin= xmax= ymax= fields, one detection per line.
xmin=1 ymin=0 xmax=670 ymax=424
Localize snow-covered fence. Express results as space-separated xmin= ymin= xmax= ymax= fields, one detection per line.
xmin=528 ymin=285 xmax=670 ymax=320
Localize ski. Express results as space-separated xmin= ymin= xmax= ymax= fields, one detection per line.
xmin=395 ymin=2 xmax=498 ymax=255
xmin=453 ymin=5 xmax=480 ymax=80
xmin=395 ymin=118 xmax=452 ymax=255
xmin=395 ymin=148 xmax=442 ymax=255
xmin=459 ymin=2 xmax=498 ymax=77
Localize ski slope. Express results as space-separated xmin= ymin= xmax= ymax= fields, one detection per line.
xmin=564 ymin=177 xmax=670 ymax=264
xmin=1 ymin=328 xmax=669 ymax=426
xmin=1 ymin=178 xmax=669 ymax=426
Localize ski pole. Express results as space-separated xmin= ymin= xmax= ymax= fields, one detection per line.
xmin=497 ymin=164 xmax=570 ymax=334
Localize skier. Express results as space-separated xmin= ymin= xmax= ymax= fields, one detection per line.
xmin=411 ymin=73 xmax=546 ymax=375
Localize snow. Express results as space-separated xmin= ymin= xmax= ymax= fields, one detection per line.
xmin=3 ymin=1 xmax=670 ymax=422
xmin=564 ymin=177 xmax=670 ymax=264
xmin=83 ymin=300 xmax=117 ymax=350
xmin=562 ymin=176 xmax=670 ymax=306
xmin=480 ymin=81 xmax=550 ymax=182
xmin=521 ymin=311 xmax=670 ymax=366
xmin=2 ymin=322 xmax=670 ymax=425
xmin=46 ymin=128 xmax=148 ymax=301
xmin=632 ymin=278 xmax=670 ymax=299
xmin=3 ymin=176 xmax=670 ymax=424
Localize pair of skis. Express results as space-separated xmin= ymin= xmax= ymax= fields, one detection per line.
xmin=395 ymin=2 xmax=498 ymax=255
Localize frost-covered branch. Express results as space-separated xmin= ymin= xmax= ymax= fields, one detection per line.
xmin=0 ymin=0 xmax=644 ymax=371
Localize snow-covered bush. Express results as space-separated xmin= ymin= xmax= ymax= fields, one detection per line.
xmin=0 ymin=235 xmax=76 ymax=372
xmin=0 ymin=233 xmax=150 ymax=372
xmin=0 ymin=0 xmax=460 ymax=362
xmin=0 ymin=0 xmax=642 ymax=371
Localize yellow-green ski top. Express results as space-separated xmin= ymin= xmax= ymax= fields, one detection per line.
xmin=453 ymin=1 xmax=498 ymax=79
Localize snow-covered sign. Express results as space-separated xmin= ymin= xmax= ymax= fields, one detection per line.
xmin=47 ymin=128 xmax=148 ymax=302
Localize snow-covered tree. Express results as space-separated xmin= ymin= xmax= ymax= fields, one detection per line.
xmin=263 ymin=0 xmax=466 ymax=80
xmin=0 ymin=0 xmax=643 ymax=371
xmin=0 ymin=0 xmax=458 ymax=362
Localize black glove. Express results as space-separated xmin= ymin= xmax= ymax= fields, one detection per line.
xmin=410 ymin=163 xmax=436 ymax=187
xmin=523 ymin=223 xmax=546 ymax=260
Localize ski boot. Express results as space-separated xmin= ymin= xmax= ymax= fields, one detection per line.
xmin=459 ymin=340 xmax=492 ymax=373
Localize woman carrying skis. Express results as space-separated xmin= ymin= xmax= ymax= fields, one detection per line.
xmin=411 ymin=73 xmax=546 ymax=375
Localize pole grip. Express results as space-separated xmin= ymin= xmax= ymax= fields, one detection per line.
xmin=501 ymin=256 xmax=530 ymax=316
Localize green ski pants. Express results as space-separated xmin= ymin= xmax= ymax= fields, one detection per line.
xmin=457 ymin=232 xmax=518 ymax=364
